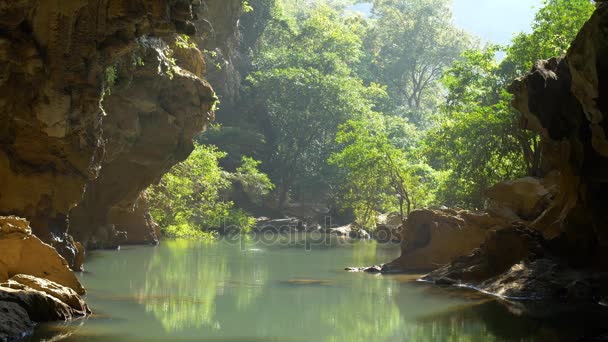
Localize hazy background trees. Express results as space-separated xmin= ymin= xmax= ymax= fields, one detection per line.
xmin=150 ymin=0 xmax=596 ymax=234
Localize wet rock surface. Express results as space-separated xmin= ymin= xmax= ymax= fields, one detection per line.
xmin=0 ymin=301 xmax=33 ymax=341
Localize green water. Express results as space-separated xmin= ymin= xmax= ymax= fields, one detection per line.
xmin=29 ymin=234 xmax=608 ymax=341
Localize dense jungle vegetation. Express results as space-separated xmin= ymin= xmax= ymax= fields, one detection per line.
xmin=149 ymin=0 xmax=595 ymax=236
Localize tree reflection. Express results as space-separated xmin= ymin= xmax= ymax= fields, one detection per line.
xmin=137 ymin=239 xmax=267 ymax=331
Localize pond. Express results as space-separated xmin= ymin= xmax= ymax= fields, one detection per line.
xmin=29 ymin=233 xmax=608 ymax=341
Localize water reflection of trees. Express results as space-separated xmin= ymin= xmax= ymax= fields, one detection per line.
xmin=138 ymin=239 xmax=268 ymax=332
xmin=86 ymin=237 xmax=605 ymax=341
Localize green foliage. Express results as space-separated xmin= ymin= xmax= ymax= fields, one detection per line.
xmin=423 ymin=0 xmax=593 ymax=207
xmin=148 ymin=144 xmax=272 ymax=237
xmin=501 ymin=0 xmax=595 ymax=79
xmin=364 ymin=0 xmax=474 ymax=125
xmin=103 ymin=65 xmax=118 ymax=95
xmin=242 ymin=0 xmax=254 ymax=13
xmin=330 ymin=113 xmax=437 ymax=228
xmin=231 ymin=156 xmax=275 ymax=200
xmin=247 ymin=5 xmax=380 ymax=207
xmin=213 ymin=0 xmax=595 ymax=218
xmin=175 ymin=34 xmax=196 ymax=49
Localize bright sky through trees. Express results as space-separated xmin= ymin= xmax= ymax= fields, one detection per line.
xmin=453 ymin=0 xmax=544 ymax=45
xmin=349 ymin=0 xmax=544 ymax=45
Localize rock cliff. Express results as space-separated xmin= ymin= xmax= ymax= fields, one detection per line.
xmin=0 ymin=1 xmax=243 ymax=261
xmin=509 ymin=3 xmax=608 ymax=267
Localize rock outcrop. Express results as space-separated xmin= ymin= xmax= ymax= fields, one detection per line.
xmin=0 ymin=217 xmax=84 ymax=295
xmin=0 ymin=218 xmax=90 ymax=340
xmin=385 ymin=4 xmax=608 ymax=302
xmin=0 ymin=0 xmax=243 ymax=255
xmin=509 ymin=3 xmax=608 ymax=265
xmin=0 ymin=275 xmax=90 ymax=340
xmin=383 ymin=209 xmax=509 ymax=272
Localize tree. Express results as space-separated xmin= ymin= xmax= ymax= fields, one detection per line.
xmin=365 ymin=0 xmax=473 ymax=125
xmin=148 ymin=144 xmax=273 ymax=237
xmin=424 ymin=0 xmax=594 ymax=207
xmin=247 ymin=6 xmax=379 ymax=208
xmin=330 ymin=113 xmax=437 ymax=228
xmin=501 ymin=0 xmax=595 ymax=80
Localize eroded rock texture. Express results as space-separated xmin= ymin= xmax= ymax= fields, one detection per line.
xmin=509 ymin=3 xmax=608 ymax=267
xmin=383 ymin=209 xmax=509 ymax=272
xmin=0 ymin=216 xmax=85 ymax=295
xmin=0 ymin=1 xmax=242 ymax=255
xmin=0 ymin=275 xmax=90 ymax=340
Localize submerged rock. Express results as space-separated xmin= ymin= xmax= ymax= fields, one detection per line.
xmin=345 ymin=265 xmax=383 ymax=273
xmin=281 ymin=279 xmax=332 ymax=286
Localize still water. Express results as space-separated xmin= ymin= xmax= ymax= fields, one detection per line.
xmin=30 ymin=234 xmax=608 ymax=341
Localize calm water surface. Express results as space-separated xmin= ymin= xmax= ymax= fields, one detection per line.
xmin=29 ymin=234 xmax=608 ymax=341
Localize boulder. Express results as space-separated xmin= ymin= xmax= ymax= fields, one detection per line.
xmin=0 ymin=286 xmax=74 ymax=322
xmin=383 ymin=209 xmax=508 ymax=272
xmin=0 ymin=216 xmax=85 ymax=295
xmin=485 ymin=177 xmax=552 ymax=221
xmin=7 ymin=275 xmax=90 ymax=315
xmin=0 ymin=301 xmax=33 ymax=341
xmin=421 ymin=226 xmax=608 ymax=301
xmin=349 ymin=228 xmax=370 ymax=240
xmin=328 ymin=225 xmax=352 ymax=236
xmin=376 ymin=212 xmax=402 ymax=228
xmin=421 ymin=225 xmax=545 ymax=284
xmin=252 ymin=217 xmax=304 ymax=233
xmin=375 ymin=224 xmax=402 ymax=243
xmin=375 ymin=212 xmax=403 ymax=242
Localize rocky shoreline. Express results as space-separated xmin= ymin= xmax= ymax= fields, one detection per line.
xmin=0 ymin=217 xmax=90 ymax=341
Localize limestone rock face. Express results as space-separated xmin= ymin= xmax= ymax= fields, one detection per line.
xmin=0 ymin=1 xmax=242 ymax=252
xmin=383 ymin=209 xmax=509 ymax=272
xmin=68 ymin=34 xmax=216 ymax=247
xmin=509 ymin=4 xmax=608 ymax=265
xmin=197 ymin=1 xmax=244 ymax=106
xmin=0 ymin=216 xmax=85 ymax=295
